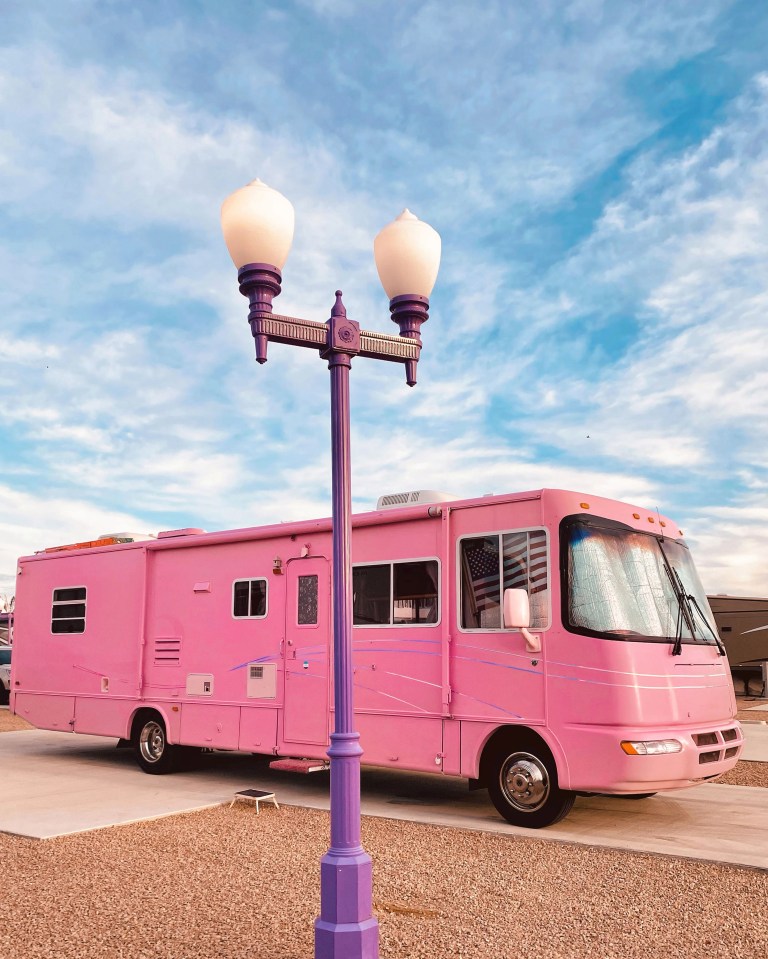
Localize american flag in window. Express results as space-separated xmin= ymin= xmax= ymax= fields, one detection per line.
xmin=503 ymin=530 xmax=549 ymax=629
xmin=462 ymin=536 xmax=502 ymax=628
xmin=461 ymin=530 xmax=549 ymax=630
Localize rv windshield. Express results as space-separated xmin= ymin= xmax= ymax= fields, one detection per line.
xmin=563 ymin=517 xmax=718 ymax=647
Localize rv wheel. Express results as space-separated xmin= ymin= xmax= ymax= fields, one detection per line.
xmin=488 ymin=739 xmax=575 ymax=829
xmin=133 ymin=715 xmax=178 ymax=774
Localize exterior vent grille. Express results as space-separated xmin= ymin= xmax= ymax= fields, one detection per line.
xmin=699 ymin=750 xmax=720 ymax=765
xmin=693 ymin=732 xmax=719 ymax=747
xmin=722 ymin=728 xmax=739 ymax=743
xmin=250 ymin=665 xmax=264 ymax=679
xmin=154 ymin=637 xmax=181 ymax=665
xmin=724 ymin=746 xmax=740 ymax=760
xmin=380 ymin=493 xmax=410 ymax=507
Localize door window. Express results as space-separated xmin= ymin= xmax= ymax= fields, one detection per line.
xmin=460 ymin=529 xmax=549 ymax=630
xmin=297 ymin=574 xmax=319 ymax=626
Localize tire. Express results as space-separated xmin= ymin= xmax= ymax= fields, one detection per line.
xmin=132 ymin=715 xmax=178 ymax=774
xmin=488 ymin=737 xmax=575 ymax=828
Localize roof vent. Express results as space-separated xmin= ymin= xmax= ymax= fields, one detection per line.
xmin=376 ymin=490 xmax=456 ymax=511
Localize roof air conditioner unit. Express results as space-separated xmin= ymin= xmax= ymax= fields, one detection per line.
xmin=376 ymin=490 xmax=457 ymax=511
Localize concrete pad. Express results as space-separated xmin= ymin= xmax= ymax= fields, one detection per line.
xmin=747 ymin=703 xmax=768 ymax=711
xmin=739 ymin=721 xmax=768 ymax=761
xmin=2 ymin=728 xmax=768 ymax=869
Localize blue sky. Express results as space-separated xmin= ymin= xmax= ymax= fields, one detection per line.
xmin=1 ymin=0 xmax=767 ymax=598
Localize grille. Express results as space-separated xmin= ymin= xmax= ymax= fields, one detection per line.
xmin=693 ymin=732 xmax=718 ymax=747
xmin=692 ymin=725 xmax=742 ymax=763
xmin=380 ymin=493 xmax=411 ymax=507
xmin=250 ymin=665 xmax=264 ymax=679
xmin=154 ymin=637 xmax=181 ymax=665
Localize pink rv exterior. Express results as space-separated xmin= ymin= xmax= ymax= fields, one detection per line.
xmin=11 ymin=488 xmax=742 ymax=827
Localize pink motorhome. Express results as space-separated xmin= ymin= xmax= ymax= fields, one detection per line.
xmin=11 ymin=488 xmax=742 ymax=828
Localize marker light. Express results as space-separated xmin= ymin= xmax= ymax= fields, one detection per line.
xmin=621 ymin=740 xmax=683 ymax=756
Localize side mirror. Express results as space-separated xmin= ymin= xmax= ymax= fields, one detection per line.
xmin=503 ymin=588 xmax=530 ymax=628
xmin=503 ymin=588 xmax=541 ymax=653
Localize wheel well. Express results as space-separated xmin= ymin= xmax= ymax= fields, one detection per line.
xmin=478 ymin=726 xmax=557 ymax=787
xmin=130 ymin=707 xmax=165 ymax=742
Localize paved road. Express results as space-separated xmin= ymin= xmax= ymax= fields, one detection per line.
xmin=1 ymin=727 xmax=767 ymax=870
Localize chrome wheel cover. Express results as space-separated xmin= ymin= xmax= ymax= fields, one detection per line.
xmin=500 ymin=751 xmax=550 ymax=812
xmin=139 ymin=721 xmax=165 ymax=764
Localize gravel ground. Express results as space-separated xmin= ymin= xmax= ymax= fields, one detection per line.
xmin=2 ymin=803 xmax=767 ymax=959
xmin=736 ymin=696 xmax=768 ymax=723
xmin=2 ymin=707 xmax=768 ymax=958
xmin=717 ymin=760 xmax=768 ymax=787
xmin=0 ymin=707 xmax=32 ymax=732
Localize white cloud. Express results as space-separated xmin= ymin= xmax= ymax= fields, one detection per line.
xmin=499 ymin=73 xmax=768 ymax=489
xmin=398 ymin=0 xmax=726 ymax=210
xmin=0 ymin=6 xmax=765 ymax=603
xmin=0 ymin=337 xmax=59 ymax=363
xmin=0 ymin=484 xmax=157 ymax=595
xmin=350 ymin=430 xmax=658 ymax=510
xmin=686 ymin=506 xmax=768 ymax=597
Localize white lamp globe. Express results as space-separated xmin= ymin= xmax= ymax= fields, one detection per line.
xmin=373 ymin=209 xmax=441 ymax=299
xmin=221 ymin=179 xmax=295 ymax=270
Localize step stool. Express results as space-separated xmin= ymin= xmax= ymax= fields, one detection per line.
xmin=230 ymin=788 xmax=279 ymax=813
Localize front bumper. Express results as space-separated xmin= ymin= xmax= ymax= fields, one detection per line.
xmin=559 ymin=720 xmax=743 ymax=793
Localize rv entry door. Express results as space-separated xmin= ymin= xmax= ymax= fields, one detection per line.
xmin=282 ymin=556 xmax=331 ymax=746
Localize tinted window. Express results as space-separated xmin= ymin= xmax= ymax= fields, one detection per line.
xmin=53 ymin=587 xmax=86 ymax=602
xmin=393 ymin=561 xmax=438 ymax=624
xmin=233 ymin=579 xmax=267 ymax=619
xmin=353 ymin=565 xmax=390 ymax=625
xmin=354 ymin=560 xmax=439 ymax=626
xmin=51 ymin=587 xmax=86 ymax=634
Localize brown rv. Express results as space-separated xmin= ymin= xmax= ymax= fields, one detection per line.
xmin=708 ymin=594 xmax=768 ymax=696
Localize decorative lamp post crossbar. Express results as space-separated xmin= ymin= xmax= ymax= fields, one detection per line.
xmin=245 ymin=305 xmax=423 ymax=362
xmin=221 ymin=180 xmax=441 ymax=959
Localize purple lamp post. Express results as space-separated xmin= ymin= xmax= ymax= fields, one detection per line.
xmin=221 ymin=179 xmax=441 ymax=959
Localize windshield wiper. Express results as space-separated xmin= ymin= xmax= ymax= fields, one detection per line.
xmin=686 ymin=593 xmax=726 ymax=656
xmin=663 ymin=563 xmax=725 ymax=656
xmin=663 ymin=564 xmax=699 ymax=656
xmin=664 ymin=565 xmax=686 ymax=655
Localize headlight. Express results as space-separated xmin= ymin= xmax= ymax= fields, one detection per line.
xmin=621 ymin=739 xmax=683 ymax=756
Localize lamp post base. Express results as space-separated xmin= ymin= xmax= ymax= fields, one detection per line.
xmin=315 ymin=849 xmax=378 ymax=958
xmin=315 ymin=917 xmax=379 ymax=959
